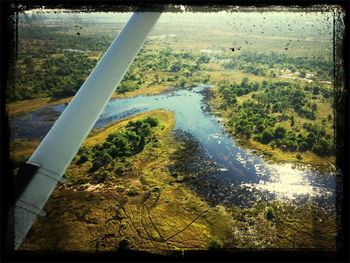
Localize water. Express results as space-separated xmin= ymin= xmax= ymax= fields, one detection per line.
xmin=10 ymin=85 xmax=337 ymax=210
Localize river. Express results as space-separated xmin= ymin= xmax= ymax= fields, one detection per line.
xmin=10 ymin=85 xmax=338 ymax=211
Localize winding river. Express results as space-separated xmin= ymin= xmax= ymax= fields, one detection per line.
xmin=10 ymin=85 xmax=338 ymax=211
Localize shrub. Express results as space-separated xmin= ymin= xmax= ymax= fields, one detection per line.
xmin=312 ymin=138 xmax=334 ymax=156
xmin=144 ymin=116 xmax=159 ymax=127
xmin=260 ymin=128 xmax=274 ymax=144
xmin=127 ymin=187 xmax=140 ymax=196
xmin=285 ymin=140 xmax=298 ymax=151
xmin=298 ymin=71 xmax=306 ymax=78
xmin=91 ymin=151 xmax=113 ymax=171
xmin=274 ymin=126 xmax=286 ymax=139
xmin=266 ymin=207 xmax=276 ymax=221
xmin=254 ymin=124 xmax=265 ymax=134
xmin=95 ymin=170 xmax=110 ymax=183
xmin=77 ymin=153 xmax=91 ymax=164
xmin=116 ymin=185 xmax=125 ymax=193
xmin=207 ymin=236 xmax=224 ymax=250
xmin=296 ymin=153 xmax=302 ymax=160
xmin=298 ymin=141 xmax=309 ymax=152
xmin=118 ymin=238 xmax=129 ymax=249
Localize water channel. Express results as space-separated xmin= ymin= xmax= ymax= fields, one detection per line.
xmin=10 ymin=85 xmax=338 ymax=211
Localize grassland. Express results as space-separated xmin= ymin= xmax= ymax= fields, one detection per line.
xmin=18 ymin=110 xmax=337 ymax=254
xmin=7 ymin=97 xmax=71 ymax=116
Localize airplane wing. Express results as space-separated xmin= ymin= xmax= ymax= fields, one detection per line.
xmin=13 ymin=11 xmax=161 ymax=249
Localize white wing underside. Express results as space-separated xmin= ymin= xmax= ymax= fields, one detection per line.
xmin=14 ymin=11 xmax=161 ymax=249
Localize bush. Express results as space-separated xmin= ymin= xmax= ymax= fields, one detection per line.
xmin=298 ymin=71 xmax=306 ymax=78
xmin=274 ymin=126 xmax=286 ymax=139
xmin=298 ymin=141 xmax=309 ymax=152
xmin=285 ymin=140 xmax=298 ymax=151
xmin=207 ymin=236 xmax=223 ymax=250
xmin=91 ymin=151 xmax=113 ymax=171
xmin=116 ymin=185 xmax=125 ymax=193
xmin=77 ymin=153 xmax=91 ymax=164
xmin=127 ymin=187 xmax=140 ymax=196
xmin=312 ymin=138 xmax=334 ymax=156
xmin=260 ymin=128 xmax=274 ymax=144
xmin=95 ymin=170 xmax=110 ymax=183
xmin=118 ymin=238 xmax=129 ymax=249
xmin=144 ymin=116 xmax=159 ymax=127
xmin=296 ymin=153 xmax=302 ymax=160
xmin=266 ymin=207 xmax=276 ymax=221
xmin=254 ymin=124 xmax=265 ymax=134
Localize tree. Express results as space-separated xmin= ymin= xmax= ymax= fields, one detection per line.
xmin=285 ymin=140 xmax=298 ymax=151
xmin=290 ymin=115 xmax=295 ymax=127
xmin=78 ymin=152 xmax=90 ymax=164
xmin=254 ymin=123 xmax=265 ymax=134
xmin=221 ymin=87 xmax=237 ymax=105
xmin=207 ymin=236 xmax=223 ymax=250
xmin=306 ymin=132 xmax=316 ymax=147
xmin=92 ymin=151 xmax=113 ymax=171
xmin=298 ymin=71 xmax=306 ymax=78
xmin=95 ymin=170 xmax=110 ymax=183
xmin=144 ymin=116 xmax=159 ymax=127
xmin=313 ymin=138 xmax=334 ymax=156
xmin=198 ymin=55 xmax=210 ymax=64
xmin=241 ymin=77 xmax=249 ymax=88
xmin=252 ymin=83 xmax=259 ymax=91
xmin=272 ymin=103 xmax=282 ymax=113
xmin=311 ymin=103 xmax=317 ymax=112
xmin=260 ymin=128 xmax=274 ymax=144
xmin=274 ymin=126 xmax=286 ymax=139
xmin=236 ymin=88 xmax=244 ymax=96
xmin=24 ymin=57 xmax=35 ymax=73
xmin=262 ymin=80 xmax=268 ymax=88
xmin=170 ymin=63 xmax=181 ymax=72
xmin=296 ymin=153 xmax=302 ymax=160
xmin=298 ymin=141 xmax=309 ymax=151
xmin=312 ymin=86 xmax=320 ymax=95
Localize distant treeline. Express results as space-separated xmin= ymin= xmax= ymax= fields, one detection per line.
xmin=117 ymin=48 xmax=210 ymax=93
xmin=223 ymin=51 xmax=333 ymax=80
xmin=8 ymin=46 xmax=210 ymax=102
xmin=9 ymin=52 xmax=97 ymax=101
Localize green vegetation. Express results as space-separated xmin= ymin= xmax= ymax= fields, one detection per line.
xmin=207 ymin=236 xmax=224 ymax=250
xmin=10 ymin=11 xmax=338 ymax=254
xmin=9 ymin=44 xmax=211 ymax=102
xmin=19 ymin=110 xmax=337 ymax=253
xmin=223 ymin=51 xmax=333 ymax=81
xmin=217 ymin=77 xmax=335 ymax=157
xmin=77 ymin=116 xmax=159 ymax=181
xmin=116 ymin=47 xmax=210 ymax=93
xmin=9 ymin=52 xmax=97 ymax=101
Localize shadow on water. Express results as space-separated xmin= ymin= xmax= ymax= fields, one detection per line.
xmin=168 ymin=130 xmax=276 ymax=208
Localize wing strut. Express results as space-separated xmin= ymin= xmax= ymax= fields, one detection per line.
xmin=13 ymin=11 xmax=161 ymax=249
